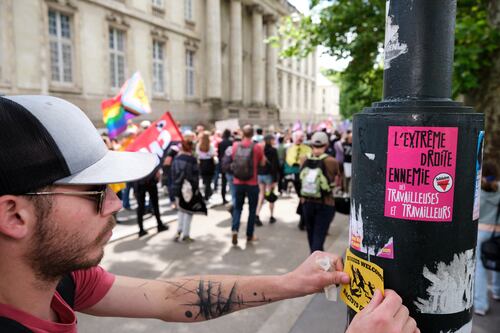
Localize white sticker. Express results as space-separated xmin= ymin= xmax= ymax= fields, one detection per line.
xmin=384 ymin=0 xmax=408 ymax=69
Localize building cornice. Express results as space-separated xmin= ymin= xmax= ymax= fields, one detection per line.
xmin=81 ymin=0 xmax=201 ymax=42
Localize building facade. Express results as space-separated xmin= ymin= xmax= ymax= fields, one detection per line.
xmin=315 ymin=73 xmax=340 ymax=123
xmin=0 ymin=0 xmax=318 ymax=128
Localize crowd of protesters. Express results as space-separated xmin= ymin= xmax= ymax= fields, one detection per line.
xmin=102 ymin=120 xmax=356 ymax=253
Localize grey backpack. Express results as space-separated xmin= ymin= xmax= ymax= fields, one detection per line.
xmin=231 ymin=143 xmax=255 ymax=181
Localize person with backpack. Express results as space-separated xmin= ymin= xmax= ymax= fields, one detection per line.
xmin=256 ymin=134 xmax=280 ymax=225
xmin=171 ymin=138 xmax=205 ymax=243
xmin=230 ymin=125 xmax=265 ymax=246
xmin=474 ymin=160 xmax=500 ymax=316
xmin=0 ymin=96 xmax=418 ymax=333
xmin=300 ymin=131 xmax=339 ymax=253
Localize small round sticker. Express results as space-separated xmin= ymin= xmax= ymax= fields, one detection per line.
xmin=434 ymin=173 xmax=453 ymax=193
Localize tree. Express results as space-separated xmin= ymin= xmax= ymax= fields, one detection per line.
xmin=277 ymin=0 xmax=500 ymax=164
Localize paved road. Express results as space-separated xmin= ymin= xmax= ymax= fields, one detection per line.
xmin=78 ymin=190 xmax=499 ymax=332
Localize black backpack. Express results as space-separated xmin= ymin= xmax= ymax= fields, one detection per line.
xmin=231 ymin=143 xmax=255 ymax=181
xmin=481 ymin=202 xmax=500 ymax=271
xmin=0 ymin=274 xmax=75 ymax=332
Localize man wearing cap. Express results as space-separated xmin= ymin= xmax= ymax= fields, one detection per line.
xmin=300 ymin=131 xmax=340 ymax=253
xmin=0 ymin=96 xmax=418 ymax=333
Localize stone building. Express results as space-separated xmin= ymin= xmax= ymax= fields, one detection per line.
xmin=0 ymin=0 xmax=318 ymax=128
xmin=315 ymin=73 xmax=340 ymax=123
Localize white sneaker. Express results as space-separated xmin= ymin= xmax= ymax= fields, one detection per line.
xmin=492 ymin=294 xmax=500 ymax=301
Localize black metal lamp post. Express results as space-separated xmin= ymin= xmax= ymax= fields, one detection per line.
xmin=348 ymin=1 xmax=484 ymax=332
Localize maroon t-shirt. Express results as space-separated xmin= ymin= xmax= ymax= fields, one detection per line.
xmin=232 ymin=138 xmax=264 ymax=186
xmin=0 ymin=266 xmax=115 ymax=333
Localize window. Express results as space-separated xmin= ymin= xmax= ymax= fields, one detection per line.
xmin=152 ymin=40 xmax=165 ymax=94
xmin=152 ymin=0 xmax=163 ymax=8
xmin=109 ymin=28 xmax=126 ymax=89
xmin=185 ymin=50 xmax=195 ymax=97
xmin=48 ymin=10 xmax=73 ymax=83
xmin=185 ymin=0 xmax=193 ymax=21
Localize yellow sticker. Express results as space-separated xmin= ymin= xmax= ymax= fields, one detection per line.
xmin=340 ymin=248 xmax=384 ymax=313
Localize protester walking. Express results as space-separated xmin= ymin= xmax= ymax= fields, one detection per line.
xmin=300 ymin=132 xmax=339 ymax=252
xmin=171 ymin=138 xmax=206 ymax=242
xmin=196 ymin=131 xmax=216 ymax=201
xmin=134 ymin=167 xmax=168 ymax=238
xmin=256 ymin=134 xmax=280 ymax=225
xmin=285 ymin=130 xmax=312 ymax=230
xmin=474 ymin=160 xmax=500 ymax=316
xmin=230 ymin=125 xmax=265 ymax=245
xmin=161 ymin=143 xmax=179 ymax=207
xmin=218 ymin=129 xmax=234 ymax=205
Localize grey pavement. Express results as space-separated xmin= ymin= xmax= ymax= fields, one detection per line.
xmin=78 ymin=189 xmax=499 ymax=333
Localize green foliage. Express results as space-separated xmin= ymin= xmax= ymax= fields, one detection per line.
xmin=279 ymin=0 xmax=500 ymax=119
xmin=453 ymin=0 xmax=500 ymax=97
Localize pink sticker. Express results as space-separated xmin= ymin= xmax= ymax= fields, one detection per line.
xmin=385 ymin=126 xmax=458 ymax=222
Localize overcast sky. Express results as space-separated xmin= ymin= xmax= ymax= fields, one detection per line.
xmin=286 ymin=0 xmax=348 ymax=72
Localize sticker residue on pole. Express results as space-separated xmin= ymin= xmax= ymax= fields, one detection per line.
xmin=350 ymin=201 xmax=394 ymax=259
xmin=414 ymin=249 xmax=475 ymax=314
xmin=384 ymin=0 xmax=408 ymax=69
xmin=340 ymin=248 xmax=384 ymax=313
xmin=472 ymin=131 xmax=485 ymax=220
xmin=385 ymin=126 xmax=458 ymax=222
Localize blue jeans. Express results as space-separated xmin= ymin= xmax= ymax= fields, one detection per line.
xmin=474 ymin=230 xmax=500 ymax=312
xmin=232 ymin=184 xmax=259 ymax=237
xmin=302 ymin=201 xmax=336 ymax=253
xmin=122 ymin=182 xmax=133 ymax=209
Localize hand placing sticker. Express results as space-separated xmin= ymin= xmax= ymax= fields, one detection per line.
xmin=316 ymin=256 xmax=339 ymax=301
xmin=347 ymin=289 xmax=420 ymax=333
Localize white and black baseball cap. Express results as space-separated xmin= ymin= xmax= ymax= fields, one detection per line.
xmin=0 ymin=95 xmax=159 ymax=195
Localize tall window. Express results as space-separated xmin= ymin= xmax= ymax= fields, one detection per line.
xmin=109 ymin=28 xmax=126 ymax=89
xmin=185 ymin=50 xmax=195 ymax=97
xmin=184 ymin=0 xmax=193 ymax=21
xmin=48 ymin=10 xmax=73 ymax=83
xmin=152 ymin=40 xmax=165 ymax=94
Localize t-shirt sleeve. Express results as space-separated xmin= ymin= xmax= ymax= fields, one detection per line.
xmin=71 ymin=266 xmax=116 ymax=311
xmin=255 ymin=144 xmax=264 ymax=163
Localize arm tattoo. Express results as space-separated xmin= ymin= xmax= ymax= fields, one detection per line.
xmin=161 ymin=279 xmax=272 ymax=320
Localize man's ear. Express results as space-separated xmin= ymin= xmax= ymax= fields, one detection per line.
xmin=0 ymin=196 xmax=31 ymax=239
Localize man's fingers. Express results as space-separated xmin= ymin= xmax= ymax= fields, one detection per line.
xmin=378 ymin=289 xmax=403 ymax=317
xmin=362 ymin=289 xmax=384 ymax=313
xmin=393 ymin=303 xmax=410 ymax=328
xmin=330 ymin=271 xmax=350 ymax=285
xmin=402 ymin=317 xmax=418 ymax=333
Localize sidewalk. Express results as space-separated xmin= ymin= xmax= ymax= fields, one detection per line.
xmin=111 ymin=189 xmax=225 ymax=241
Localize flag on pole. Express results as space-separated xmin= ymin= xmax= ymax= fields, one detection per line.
xmin=125 ymin=112 xmax=183 ymax=159
xmin=102 ymin=94 xmax=130 ymax=139
xmin=121 ymin=72 xmax=151 ymax=115
xmin=102 ymin=71 xmax=151 ymax=139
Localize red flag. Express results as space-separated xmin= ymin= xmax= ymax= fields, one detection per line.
xmin=125 ymin=112 xmax=183 ymax=158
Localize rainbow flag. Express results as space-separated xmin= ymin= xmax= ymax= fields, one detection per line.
xmin=102 ymin=94 xmax=131 ymax=139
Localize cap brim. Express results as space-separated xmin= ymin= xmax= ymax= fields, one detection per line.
xmin=54 ymin=151 xmax=159 ymax=185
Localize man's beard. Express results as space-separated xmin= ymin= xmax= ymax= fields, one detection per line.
xmin=25 ymin=197 xmax=116 ymax=282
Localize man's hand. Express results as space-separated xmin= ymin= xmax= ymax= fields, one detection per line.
xmin=347 ymin=289 xmax=419 ymax=333
xmin=282 ymin=251 xmax=350 ymax=297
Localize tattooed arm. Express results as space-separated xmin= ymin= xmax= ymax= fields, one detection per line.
xmin=82 ymin=251 xmax=349 ymax=322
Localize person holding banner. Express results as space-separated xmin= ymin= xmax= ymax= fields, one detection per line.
xmin=0 ymin=96 xmax=418 ymax=333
